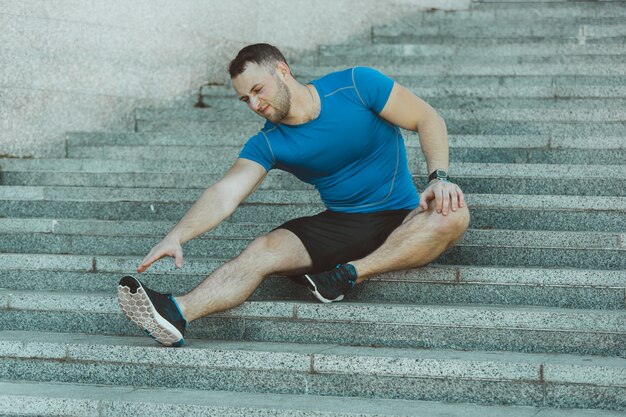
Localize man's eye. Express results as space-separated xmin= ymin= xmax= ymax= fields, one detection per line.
xmin=255 ymin=88 xmax=262 ymax=93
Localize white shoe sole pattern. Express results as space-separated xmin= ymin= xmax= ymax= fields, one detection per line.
xmin=117 ymin=284 xmax=183 ymax=346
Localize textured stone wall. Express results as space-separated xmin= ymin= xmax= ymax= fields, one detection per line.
xmin=0 ymin=0 xmax=469 ymax=158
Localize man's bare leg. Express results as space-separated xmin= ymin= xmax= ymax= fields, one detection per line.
xmin=350 ymin=202 xmax=470 ymax=283
xmin=175 ymin=228 xmax=313 ymax=322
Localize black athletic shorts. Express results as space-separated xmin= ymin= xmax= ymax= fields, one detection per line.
xmin=275 ymin=209 xmax=412 ymax=274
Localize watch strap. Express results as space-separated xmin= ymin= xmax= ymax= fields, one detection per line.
xmin=428 ymin=169 xmax=449 ymax=182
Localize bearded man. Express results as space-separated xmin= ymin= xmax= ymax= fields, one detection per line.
xmin=117 ymin=43 xmax=469 ymax=347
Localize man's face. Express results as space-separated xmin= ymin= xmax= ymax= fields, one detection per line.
xmin=232 ymin=62 xmax=291 ymax=123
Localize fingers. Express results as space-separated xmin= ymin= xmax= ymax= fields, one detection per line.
xmin=136 ymin=241 xmax=183 ymax=273
xmin=174 ymin=249 xmax=184 ymax=269
xmin=440 ymin=185 xmax=449 ymax=215
xmin=419 ymin=185 xmax=434 ymax=210
xmin=424 ymin=181 xmax=467 ymax=216
xmin=137 ymin=250 xmax=162 ymax=273
xmin=434 ymin=185 xmax=444 ymax=214
xmin=457 ymin=185 xmax=466 ymax=208
xmin=449 ymin=185 xmax=459 ymax=213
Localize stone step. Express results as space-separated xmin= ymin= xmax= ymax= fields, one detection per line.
xmin=291 ymin=63 xmax=625 ymax=79
xmin=320 ymin=53 xmax=626 ymax=68
xmin=206 ymin=76 xmax=626 ymax=93
xmin=6 ymin=155 xmax=626 ymax=180
xmin=65 ymin=125 xmax=259 ymax=147
xmin=1 ymin=290 xmax=624 ymax=355
xmin=372 ymin=22 xmax=626 ymax=42
xmin=63 ymin=131 xmax=624 ymax=151
xmin=476 ymin=0 xmax=625 ymax=3
xmin=136 ymin=118 xmax=626 ymax=138
xmin=64 ymin=142 xmax=626 ymax=165
xmin=210 ymin=83 xmax=626 ymax=101
xmin=138 ymin=119 xmax=626 ymax=137
xmin=3 ymin=381 xmax=624 ymax=417
xmin=1 ymin=221 xmax=623 ymax=269
xmin=321 ymin=42 xmax=626 ymax=59
xmin=66 ymin=143 xmax=623 ymax=165
xmin=133 ymin=107 xmax=626 ymax=135
xmin=0 ymin=189 xmax=624 ymax=233
xmin=0 ymin=331 xmax=624 ymax=410
xmin=376 ymin=5 xmax=626 ymax=39
xmin=0 ymin=254 xmax=624 ymax=310
xmin=198 ymin=96 xmax=626 ymax=111
xmin=0 ymin=186 xmax=625 ymax=232
xmin=135 ymin=104 xmax=626 ymax=123
xmin=2 ymin=160 xmax=626 ymax=197
xmin=372 ymin=34 xmax=621 ymax=46
xmin=420 ymin=2 xmax=626 ymax=21
xmin=319 ymin=43 xmax=626 ymax=67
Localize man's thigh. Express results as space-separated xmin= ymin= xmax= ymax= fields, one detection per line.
xmin=247 ymin=228 xmax=314 ymax=276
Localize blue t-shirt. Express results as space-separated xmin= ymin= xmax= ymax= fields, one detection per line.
xmin=239 ymin=66 xmax=419 ymax=213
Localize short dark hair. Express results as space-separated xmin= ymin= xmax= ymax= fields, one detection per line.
xmin=228 ymin=43 xmax=288 ymax=78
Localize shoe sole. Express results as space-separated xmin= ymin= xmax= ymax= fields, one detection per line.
xmin=304 ymin=274 xmax=344 ymax=304
xmin=117 ymin=276 xmax=184 ymax=347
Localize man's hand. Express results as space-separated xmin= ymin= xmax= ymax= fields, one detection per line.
xmin=419 ymin=180 xmax=466 ymax=216
xmin=137 ymin=236 xmax=184 ymax=273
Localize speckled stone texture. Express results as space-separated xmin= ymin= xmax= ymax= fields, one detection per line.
xmin=0 ymin=331 xmax=624 ymax=409
xmin=0 ymin=228 xmax=623 ymax=270
xmin=5 ymin=380 xmax=626 ymax=417
xmin=1 ymin=0 xmax=626 ymax=414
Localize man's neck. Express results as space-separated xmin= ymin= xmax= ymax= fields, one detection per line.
xmin=281 ymin=83 xmax=320 ymax=125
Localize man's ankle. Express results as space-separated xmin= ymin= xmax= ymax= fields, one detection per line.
xmin=171 ymin=295 xmax=189 ymax=324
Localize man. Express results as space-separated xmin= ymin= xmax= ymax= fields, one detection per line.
xmin=117 ymin=43 xmax=470 ymax=347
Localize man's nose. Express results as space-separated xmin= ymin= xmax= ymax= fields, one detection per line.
xmin=249 ymin=96 xmax=261 ymax=111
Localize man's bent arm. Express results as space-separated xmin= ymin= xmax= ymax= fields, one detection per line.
xmin=378 ymin=82 xmax=449 ymax=175
xmin=378 ymin=82 xmax=465 ymax=215
xmin=166 ymin=158 xmax=267 ymax=245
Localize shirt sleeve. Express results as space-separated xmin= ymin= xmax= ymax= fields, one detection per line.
xmin=238 ymin=132 xmax=275 ymax=172
xmin=352 ymin=66 xmax=395 ymax=114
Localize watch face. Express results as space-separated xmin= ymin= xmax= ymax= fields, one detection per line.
xmin=436 ymin=169 xmax=448 ymax=178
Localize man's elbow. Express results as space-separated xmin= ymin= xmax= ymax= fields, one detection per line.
xmin=206 ymin=181 xmax=240 ymax=218
xmin=416 ymin=112 xmax=447 ymax=134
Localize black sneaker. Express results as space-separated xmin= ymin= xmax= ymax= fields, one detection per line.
xmin=304 ymin=264 xmax=357 ymax=303
xmin=117 ymin=275 xmax=187 ymax=347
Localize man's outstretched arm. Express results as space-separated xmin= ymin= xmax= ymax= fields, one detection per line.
xmin=137 ymin=158 xmax=267 ymax=272
xmin=379 ymin=82 xmax=465 ymax=216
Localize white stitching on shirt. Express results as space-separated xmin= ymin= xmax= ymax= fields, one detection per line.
xmin=260 ymin=126 xmax=277 ymax=164
xmin=324 ymin=86 xmax=353 ymax=98
xmin=351 ymin=67 xmax=366 ymax=106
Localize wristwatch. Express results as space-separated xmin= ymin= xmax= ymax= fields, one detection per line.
xmin=428 ymin=168 xmax=449 ymax=182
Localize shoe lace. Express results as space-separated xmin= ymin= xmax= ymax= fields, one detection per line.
xmin=320 ymin=264 xmax=355 ymax=291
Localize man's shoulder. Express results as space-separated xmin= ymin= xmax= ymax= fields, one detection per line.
xmin=243 ymin=122 xmax=276 ymax=144
xmin=313 ymin=67 xmax=357 ymax=90
xmin=314 ymin=66 xmax=389 ymax=94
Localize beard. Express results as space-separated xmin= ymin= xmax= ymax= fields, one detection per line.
xmin=264 ymin=73 xmax=291 ymax=123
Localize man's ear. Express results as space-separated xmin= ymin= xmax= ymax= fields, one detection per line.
xmin=275 ymin=61 xmax=290 ymax=79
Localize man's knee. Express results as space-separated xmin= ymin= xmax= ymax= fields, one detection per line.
xmin=401 ymin=204 xmax=469 ymax=243
xmin=237 ymin=229 xmax=313 ymax=276
xmin=433 ymin=204 xmax=470 ymax=239
xmin=240 ymin=229 xmax=307 ymax=263
xmin=242 ymin=233 xmax=280 ymax=259
xmin=229 ymin=233 xmax=282 ymax=276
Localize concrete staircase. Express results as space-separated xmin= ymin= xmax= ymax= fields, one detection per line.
xmin=1 ymin=1 xmax=625 ymax=415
